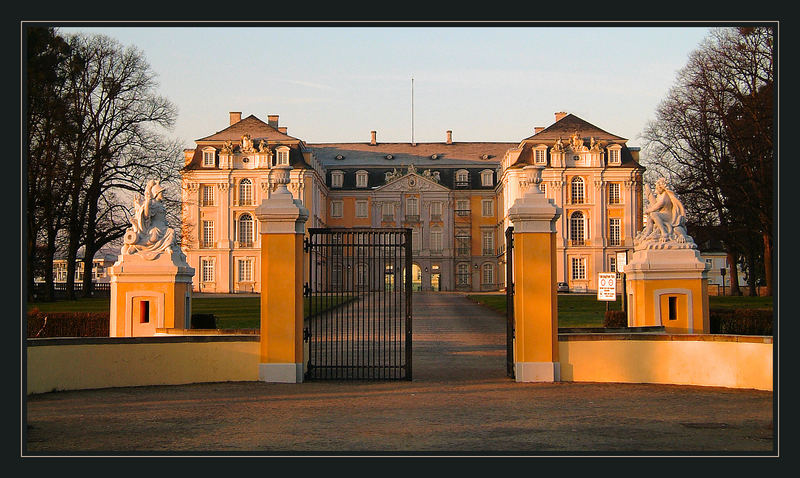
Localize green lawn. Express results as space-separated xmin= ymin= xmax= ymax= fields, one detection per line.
xmin=27 ymin=293 xmax=774 ymax=331
xmin=27 ymin=295 xmax=353 ymax=330
xmin=468 ymin=293 xmax=774 ymax=328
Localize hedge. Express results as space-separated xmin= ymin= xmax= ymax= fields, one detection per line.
xmin=603 ymin=310 xmax=627 ymax=328
xmin=27 ymin=309 xmax=110 ymax=338
xmin=190 ymin=313 xmax=217 ymax=329
xmin=710 ymin=308 xmax=772 ymax=336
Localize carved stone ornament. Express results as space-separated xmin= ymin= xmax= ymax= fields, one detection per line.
xmin=241 ymin=133 xmax=254 ymax=153
xmin=634 ymin=177 xmax=696 ymax=250
xmin=552 ymin=137 xmax=565 ymax=152
xmin=570 ymin=131 xmax=585 ymax=152
xmin=221 ymin=140 xmax=234 ymax=154
xmin=217 ymin=183 xmax=229 ymax=191
xmin=258 ymin=139 xmax=269 ymax=153
xmin=121 ymin=179 xmax=183 ymax=261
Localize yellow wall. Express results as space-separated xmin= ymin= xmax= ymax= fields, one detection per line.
xmin=628 ymin=277 xmax=709 ymax=333
xmin=559 ymin=336 xmax=772 ymax=391
xmin=27 ymin=338 xmax=260 ymax=394
xmin=260 ymin=233 xmax=304 ymax=364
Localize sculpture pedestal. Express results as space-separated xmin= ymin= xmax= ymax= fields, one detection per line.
xmin=108 ymin=250 xmax=195 ymax=337
xmin=625 ymin=247 xmax=709 ymax=334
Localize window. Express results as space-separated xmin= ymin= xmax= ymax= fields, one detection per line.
xmin=456 ymin=199 xmax=469 ymax=216
xmin=412 ymin=229 xmax=420 ymax=252
xmin=239 ymin=178 xmax=253 ymax=205
xmin=482 ymin=230 xmax=494 ymax=256
xmin=54 ymin=263 xmax=67 ymax=282
xmin=457 ymin=263 xmax=470 ymax=286
xmin=608 ymin=148 xmax=621 ymax=164
xmin=570 ymin=211 xmax=585 ymax=245
xmin=609 ymin=256 xmax=617 ymax=273
xmin=456 ymin=232 xmax=470 ymax=255
xmin=534 ymin=148 xmax=546 ymax=165
xmin=668 ymin=296 xmax=678 ymax=321
xmin=238 ymin=258 xmax=253 ymax=282
xmin=356 ymin=263 xmax=368 ymax=287
xmin=482 ymin=263 xmax=494 ymax=285
xmin=609 ymin=218 xmax=621 ymax=246
xmin=356 ymin=170 xmax=368 ymax=188
xmin=355 ymin=200 xmax=368 ymax=218
xmin=382 ymin=202 xmax=394 ymax=220
xmin=238 ymin=213 xmax=254 ymax=246
xmin=430 ymin=228 xmax=443 ymax=252
xmin=202 ymin=185 xmax=215 ymax=206
xmin=276 ymin=147 xmax=290 ymax=166
xmin=202 ymin=259 xmax=215 ymax=282
xmin=406 ymin=197 xmax=419 ymax=220
xmin=331 ymin=171 xmax=344 ymax=188
xmin=608 ymin=183 xmax=620 ymax=204
xmin=430 ymin=201 xmax=442 ymax=220
xmin=202 ymin=149 xmax=215 ymax=167
xmin=482 ymin=199 xmax=494 ymax=217
xmin=202 ymin=220 xmax=214 ymax=247
xmin=571 ymin=177 xmax=585 ymax=204
xmin=571 ymin=257 xmax=586 ymax=280
xmin=331 ymin=201 xmax=343 ymax=218
xmin=481 ymin=170 xmax=494 ymax=187
xmin=455 ymin=169 xmax=469 ymax=186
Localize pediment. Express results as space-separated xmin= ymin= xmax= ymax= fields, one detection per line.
xmin=376 ymin=172 xmax=450 ymax=193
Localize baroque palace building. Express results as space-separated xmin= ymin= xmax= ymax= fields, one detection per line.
xmin=180 ymin=111 xmax=643 ymax=294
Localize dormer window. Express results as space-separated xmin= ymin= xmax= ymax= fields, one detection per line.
xmin=534 ymin=145 xmax=547 ymax=165
xmin=480 ymin=170 xmax=494 ymax=187
xmin=455 ymin=169 xmax=469 ymax=187
xmin=331 ymin=171 xmax=344 ymax=188
xmin=275 ymin=146 xmax=290 ymax=166
xmin=607 ymin=145 xmax=622 ymax=165
xmin=356 ymin=170 xmax=369 ymax=188
xmin=202 ymin=148 xmax=216 ymax=167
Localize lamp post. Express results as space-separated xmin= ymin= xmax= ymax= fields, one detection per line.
xmin=720 ymin=267 xmax=727 ymax=296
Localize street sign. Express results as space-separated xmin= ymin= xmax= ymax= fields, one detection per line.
xmin=616 ymin=251 xmax=628 ymax=273
xmin=597 ymin=273 xmax=617 ymax=301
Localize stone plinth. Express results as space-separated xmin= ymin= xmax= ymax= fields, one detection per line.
xmin=109 ymin=249 xmax=194 ymax=337
xmin=625 ymin=247 xmax=709 ymax=334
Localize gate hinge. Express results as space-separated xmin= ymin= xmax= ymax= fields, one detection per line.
xmin=303 ymin=236 xmax=310 ymax=252
xmin=303 ymin=327 xmax=311 ymax=342
xmin=303 ymin=283 xmax=311 ymax=297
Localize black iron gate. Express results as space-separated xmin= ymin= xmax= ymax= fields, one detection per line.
xmin=304 ymin=228 xmax=412 ymax=381
xmin=505 ymin=226 xmax=515 ymax=378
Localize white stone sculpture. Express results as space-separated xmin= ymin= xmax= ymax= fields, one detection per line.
xmin=122 ymin=179 xmax=180 ymax=260
xmin=635 ymin=177 xmax=694 ymax=250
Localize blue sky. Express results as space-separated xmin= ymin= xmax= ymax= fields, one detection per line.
xmin=57 ymin=26 xmax=713 ymax=149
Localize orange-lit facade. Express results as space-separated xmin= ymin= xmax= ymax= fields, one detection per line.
xmin=180 ymin=111 xmax=643 ymax=293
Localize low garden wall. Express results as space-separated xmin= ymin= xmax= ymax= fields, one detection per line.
xmin=26 ymin=335 xmax=259 ymax=395
xmin=558 ymin=333 xmax=773 ymax=391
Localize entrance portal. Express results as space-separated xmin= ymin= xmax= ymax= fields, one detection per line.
xmin=412 ymin=263 xmax=422 ymax=292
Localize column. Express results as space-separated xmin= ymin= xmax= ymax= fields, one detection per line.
xmin=507 ymin=165 xmax=563 ymax=382
xmin=255 ymin=164 xmax=309 ymax=383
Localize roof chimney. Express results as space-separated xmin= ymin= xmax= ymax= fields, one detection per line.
xmin=554 ymin=111 xmax=568 ymax=123
xmin=534 ymin=126 xmax=545 ymax=134
xmin=229 ymin=111 xmax=242 ymax=125
xmin=267 ymin=115 xmax=279 ymax=128
xmin=446 ymin=130 xmax=453 ymax=145
xmin=278 ymin=126 xmax=287 ymax=134
xmin=370 ymin=131 xmax=377 ymax=146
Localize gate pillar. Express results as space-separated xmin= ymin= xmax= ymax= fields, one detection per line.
xmin=507 ymin=165 xmax=562 ymax=382
xmin=255 ymin=165 xmax=309 ymax=383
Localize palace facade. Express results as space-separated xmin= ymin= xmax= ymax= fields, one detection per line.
xmin=180 ymin=111 xmax=643 ymax=293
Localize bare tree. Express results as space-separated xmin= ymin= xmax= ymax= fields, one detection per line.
xmin=642 ymin=27 xmax=774 ymax=296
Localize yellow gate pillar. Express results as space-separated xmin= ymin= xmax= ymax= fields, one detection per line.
xmin=507 ymin=165 xmax=562 ymax=382
xmin=255 ymin=164 xmax=309 ymax=383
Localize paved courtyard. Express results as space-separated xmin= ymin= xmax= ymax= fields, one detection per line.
xmin=24 ymin=292 xmax=775 ymax=455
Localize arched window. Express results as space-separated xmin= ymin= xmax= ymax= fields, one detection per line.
xmin=239 ymin=178 xmax=252 ymax=205
xmin=570 ymin=211 xmax=585 ymax=245
xmin=238 ymin=213 xmax=254 ymax=247
xmin=571 ymin=176 xmax=585 ymax=204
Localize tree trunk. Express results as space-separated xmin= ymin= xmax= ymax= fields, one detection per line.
xmin=726 ymin=252 xmax=742 ymax=296
xmin=81 ymin=249 xmax=95 ymax=298
xmin=763 ymin=232 xmax=772 ymax=296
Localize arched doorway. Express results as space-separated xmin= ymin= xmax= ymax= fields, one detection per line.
xmin=411 ymin=263 xmax=422 ymax=292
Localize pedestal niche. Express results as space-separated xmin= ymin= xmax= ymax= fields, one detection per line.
xmin=625 ymin=178 xmax=709 ymax=334
xmin=109 ymin=179 xmax=195 ymax=337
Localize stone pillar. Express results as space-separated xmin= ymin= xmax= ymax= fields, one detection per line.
xmin=255 ymin=164 xmax=309 ymax=383
xmin=507 ymin=165 xmax=563 ymax=382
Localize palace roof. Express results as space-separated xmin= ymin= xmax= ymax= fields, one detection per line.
xmin=195 ymin=115 xmax=300 ymax=142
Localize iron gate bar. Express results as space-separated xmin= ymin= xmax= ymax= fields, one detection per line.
xmin=506 ymin=226 xmax=515 ymax=379
xmin=304 ymin=228 xmax=412 ymax=381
